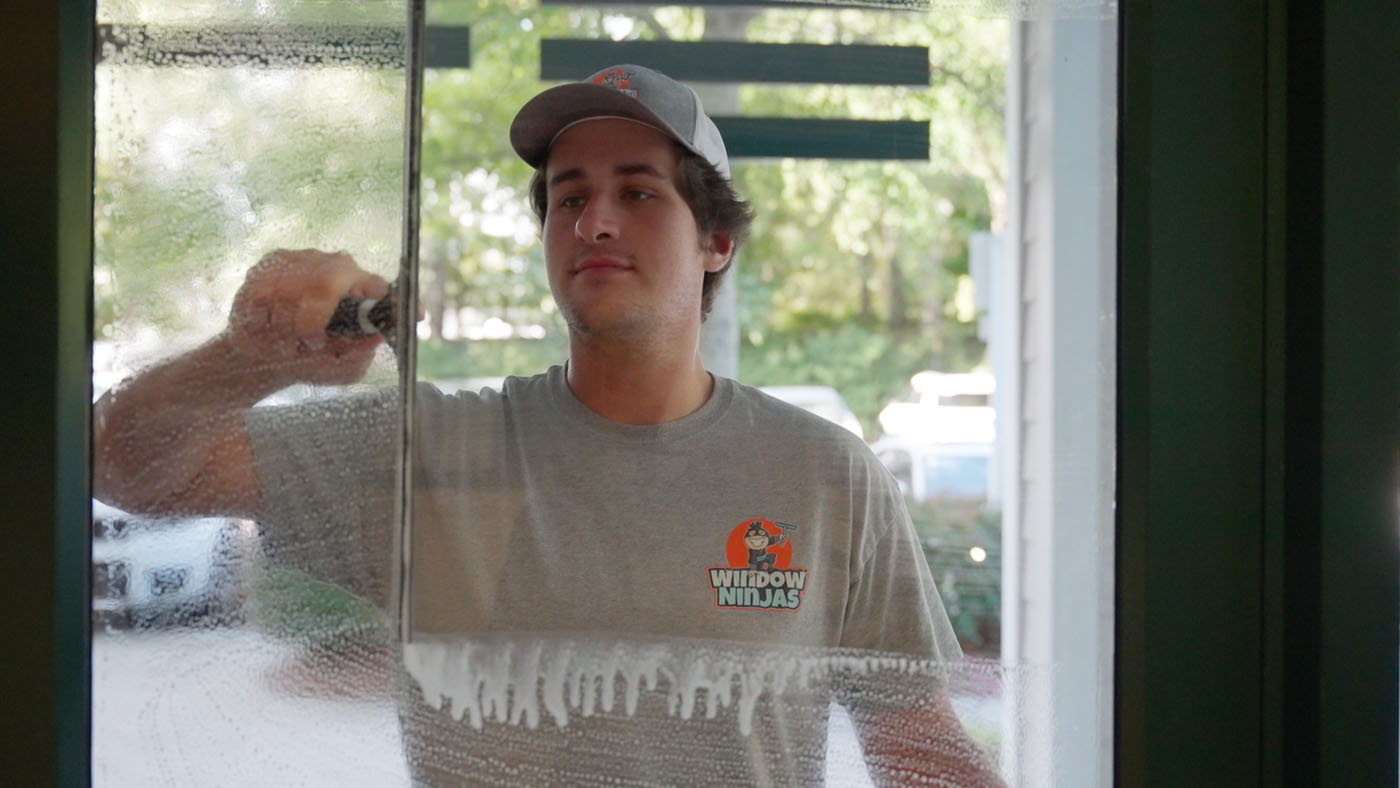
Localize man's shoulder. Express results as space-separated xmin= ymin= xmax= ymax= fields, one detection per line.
xmin=721 ymin=380 xmax=906 ymax=513
xmin=418 ymin=366 xmax=559 ymax=407
xmin=726 ymin=380 xmax=872 ymax=453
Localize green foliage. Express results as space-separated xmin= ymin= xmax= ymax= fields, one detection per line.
xmin=417 ymin=334 xmax=567 ymax=380
xmin=94 ymin=23 xmax=409 ymax=357
xmin=247 ymin=564 xmax=382 ymax=643
xmin=908 ymin=501 xmax=1002 ymax=655
xmin=739 ymin=321 xmax=935 ymax=437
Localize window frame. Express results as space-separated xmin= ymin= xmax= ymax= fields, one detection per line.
xmin=6 ymin=1 xmax=1397 ymax=784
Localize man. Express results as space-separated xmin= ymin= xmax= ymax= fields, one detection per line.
xmin=96 ymin=64 xmax=1001 ymax=786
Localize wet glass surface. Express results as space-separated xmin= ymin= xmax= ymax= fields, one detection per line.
xmin=91 ymin=1 xmax=1115 ymax=785
xmin=92 ymin=0 xmax=410 ymax=783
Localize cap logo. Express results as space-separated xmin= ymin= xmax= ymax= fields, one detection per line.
xmin=593 ymin=67 xmax=637 ymax=97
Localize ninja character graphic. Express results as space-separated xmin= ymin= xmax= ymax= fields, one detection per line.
xmin=594 ymin=68 xmax=632 ymax=90
xmin=743 ymin=521 xmax=786 ymax=572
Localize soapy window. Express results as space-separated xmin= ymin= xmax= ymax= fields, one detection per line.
xmin=91 ymin=0 xmax=1116 ymax=785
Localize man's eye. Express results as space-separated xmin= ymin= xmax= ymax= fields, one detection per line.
xmin=624 ymin=189 xmax=653 ymax=201
xmin=558 ymin=195 xmax=583 ymax=209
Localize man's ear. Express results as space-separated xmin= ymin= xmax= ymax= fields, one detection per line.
xmin=704 ymin=233 xmax=734 ymax=272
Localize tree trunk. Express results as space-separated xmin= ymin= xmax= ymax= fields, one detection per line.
xmin=425 ymin=239 xmax=446 ymax=341
xmin=887 ymin=253 xmax=908 ymax=334
xmin=859 ymin=253 xmax=874 ymax=322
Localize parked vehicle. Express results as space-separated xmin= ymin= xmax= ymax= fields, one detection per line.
xmin=872 ymin=370 xmax=997 ymax=502
xmin=877 ymin=371 xmax=995 ymax=445
xmin=92 ymin=501 xmax=258 ymax=630
xmin=421 ymin=376 xmax=508 ymax=396
xmin=871 ymin=436 xmax=992 ymax=502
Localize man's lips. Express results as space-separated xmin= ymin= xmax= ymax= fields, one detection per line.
xmin=573 ymin=254 xmax=633 ymax=274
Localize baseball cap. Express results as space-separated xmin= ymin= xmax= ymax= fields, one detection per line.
xmin=510 ymin=64 xmax=730 ymax=178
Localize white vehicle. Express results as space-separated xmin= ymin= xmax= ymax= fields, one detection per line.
xmin=759 ymin=384 xmax=864 ymax=440
xmin=873 ymin=371 xmax=997 ymax=501
xmin=92 ymin=501 xmax=257 ymax=630
xmin=422 ymin=376 xmax=508 ymax=395
xmin=877 ymin=371 xmax=995 ymax=444
xmin=871 ymin=436 xmax=992 ymax=502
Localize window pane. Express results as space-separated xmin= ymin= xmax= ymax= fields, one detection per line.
xmin=91 ymin=1 xmax=412 ymax=784
xmin=91 ymin=1 xmax=1116 ymax=785
xmin=405 ymin=3 xmax=1112 ymax=787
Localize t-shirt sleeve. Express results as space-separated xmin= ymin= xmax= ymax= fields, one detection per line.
xmin=838 ymin=474 xmax=963 ymax=665
xmin=244 ymin=388 xmax=400 ymax=611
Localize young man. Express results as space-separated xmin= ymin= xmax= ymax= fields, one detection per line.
xmin=96 ymin=64 xmax=1001 ymax=786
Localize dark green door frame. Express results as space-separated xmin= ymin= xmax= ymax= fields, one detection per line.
xmin=1 ymin=1 xmax=95 ymax=786
xmin=6 ymin=2 xmax=1396 ymax=786
xmin=1311 ymin=2 xmax=1399 ymax=782
xmin=1117 ymin=1 xmax=1398 ymax=785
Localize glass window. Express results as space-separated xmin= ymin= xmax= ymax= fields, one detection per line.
xmin=91 ymin=1 xmax=412 ymax=783
xmin=922 ymin=453 xmax=991 ymax=499
xmin=91 ymin=1 xmax=1116 ymax=784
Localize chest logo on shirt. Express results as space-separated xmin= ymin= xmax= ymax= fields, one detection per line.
xmin=707 ymin=519 xmax=809 ymax=612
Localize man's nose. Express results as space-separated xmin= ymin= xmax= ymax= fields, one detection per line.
xmin=575 ymin=197 xmax=619 ymax=242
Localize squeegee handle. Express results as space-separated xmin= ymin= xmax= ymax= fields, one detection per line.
xmin=325 ymin=285 xmax=397 ymax=340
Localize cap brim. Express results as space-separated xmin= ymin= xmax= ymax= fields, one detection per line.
xmin=509 ymin=82 xmax=695 ymax=169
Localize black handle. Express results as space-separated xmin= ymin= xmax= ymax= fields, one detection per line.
xmin=325 ymin=285 xmax=397 ymax=340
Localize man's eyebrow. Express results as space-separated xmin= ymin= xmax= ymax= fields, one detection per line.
xmin=547 ymin=162 xmax=666 ymax=188
xmin=614 ymin=162 xmax=666 ymax=179
xmin=548 ymin=167 xmax=585 ymax=188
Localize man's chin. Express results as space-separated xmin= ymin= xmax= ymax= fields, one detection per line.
xmin=563 ymin=307 xmax=652 ymax=343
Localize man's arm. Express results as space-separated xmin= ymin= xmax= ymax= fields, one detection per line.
xmin=854 ymin=689 xmax=1007 ymax=788
xmin=838 ymin=473 xmax=1006 ymax=786
xmin=93 ymin=249 xmax=388 ymax=519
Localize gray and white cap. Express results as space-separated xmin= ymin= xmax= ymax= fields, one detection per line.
xmin=510 ymin=64 xmax=730 ymax=178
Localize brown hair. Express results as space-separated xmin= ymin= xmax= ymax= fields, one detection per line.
xmin=529 ymin=147 xmax=754 ymax=318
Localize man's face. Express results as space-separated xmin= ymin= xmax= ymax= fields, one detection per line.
xmin=745 ymin=531 xmax=768 ymax=550
xmin=541 ymin=118 xmax=729 ymax=343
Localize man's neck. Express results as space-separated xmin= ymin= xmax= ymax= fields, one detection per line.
xmin=565 ymin=339 xmax=714 ymax=425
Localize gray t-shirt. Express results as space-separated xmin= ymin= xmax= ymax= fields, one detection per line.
xmin=248 ymin=365 xmax=960 ymax=785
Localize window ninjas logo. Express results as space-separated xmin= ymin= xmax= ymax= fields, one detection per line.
xmin=592 ymin=67 xmax=638 ymax=98
xmin=707 ymin=519 xmax=809 ymax=611
xmin=707 ymin=566 xmax=808 ymax=610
